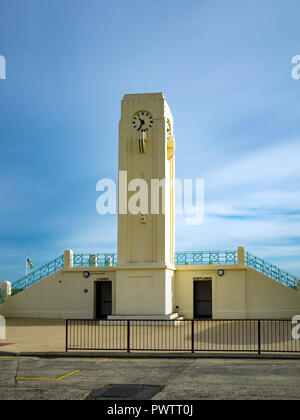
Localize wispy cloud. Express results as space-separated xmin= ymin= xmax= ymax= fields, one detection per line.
xmin=206 ymin=139 xmax=300 ymax=190
xmin=176 ymin=138 xmax=300 ymax=276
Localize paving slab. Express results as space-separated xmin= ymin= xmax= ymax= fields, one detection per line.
xmin=0 ymin=318 xmax=65 ymax=353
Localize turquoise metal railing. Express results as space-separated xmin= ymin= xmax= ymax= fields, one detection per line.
xmin=175 ymin=250 xmax=238 ymax=265
xmin=246 ymin=252 xmax=298 ymax=289
xmin=73 ymin=251 xmax=239 ymax=267
xmin=11 ymin=254 xmax=64 ymax=292
xmin=7 ymin=249 xmax=298 ymax=296
xmin=73 ymin=253 xmax=117 ymax=267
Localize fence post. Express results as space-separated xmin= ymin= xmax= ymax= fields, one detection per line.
xmin=258 ymin=320 xmax=261 ymax=355
xmin=191 ymin=320 xmax=194 ymax=353
xmin=65 ymin=319 xmax=68 ymax=352
xmin=127 ymin=320 xmax=130 ymax=353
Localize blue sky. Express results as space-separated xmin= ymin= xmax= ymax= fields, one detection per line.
xmin=0 ymin=0 xmax=300 ymax=281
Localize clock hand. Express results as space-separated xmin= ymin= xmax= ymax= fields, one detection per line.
xmin=138 ymin=119 xmax=145 ymax=131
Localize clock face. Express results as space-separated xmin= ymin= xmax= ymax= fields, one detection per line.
xmin=132 ymin=111 xmax=153 ymax=133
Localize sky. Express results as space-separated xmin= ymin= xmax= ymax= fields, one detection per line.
xmin=0 ymin=0 xmax=300 ymax=282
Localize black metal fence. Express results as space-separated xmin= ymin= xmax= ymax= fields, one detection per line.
xmin=66 ymin=319 xmax=300 ymax=354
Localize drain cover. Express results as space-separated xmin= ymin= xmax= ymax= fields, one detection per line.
xmin=86 ymin=384 xmax=162 ymax=400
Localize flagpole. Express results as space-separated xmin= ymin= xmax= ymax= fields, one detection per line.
xmin=25 ymin=255 xmax=28 ymax=289
xmin=25 ymin=255 xmax=28 ymax=277
xmin=26 ymin=255 xmax=28 ymax=285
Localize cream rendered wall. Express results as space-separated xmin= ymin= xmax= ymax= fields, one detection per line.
xmin=59 ymin=269 xmax=116 ymax=319
xmin=175 ymin=266 xmax=247 ymax=319
xmin=165 ymin=272 xmax=175 ymax=315
xmin=115 ymin=93 xmax=176 ymax=317
xmin=4 ymin=272 xmax=62 ymax=318
xmin=246 ymin=268 xmax=300 ymax=319
xmin=118 ymin=93 xmax=174 ymax=267
xmin=214 ymin=269 xmax=247 ymax=319
xmin=0 ymin=302 xmax=6 ymax=316
xmin=3 ymin=268 xmax=116 ymax=319
xmin=2 ymin=263 xmax=299 ymax=320
xmin=175 ymin=265 xmax=300 ymax=319
xmin=115 ymin=269 xmax=175 ymax=316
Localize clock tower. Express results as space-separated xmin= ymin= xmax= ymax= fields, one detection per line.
xmin=111 ymin=93 xmax=177 ymax=318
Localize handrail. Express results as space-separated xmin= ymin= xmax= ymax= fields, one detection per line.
xmin=7 ymin=250 xmax=298 ymax=295
xmin=246 ymin=252 xmax=298 ymax=289
xmin=175 ymin=250 xmax=238 ymax=265
xmin=11 ymin=254 xmax=64 ymax=291
xmin=73 ymin=253 xmax=117 ymax=267
xmin=73 ymin=251 xmax=239 ymax=267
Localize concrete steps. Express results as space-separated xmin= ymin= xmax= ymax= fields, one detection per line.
xmin=108 ymin=312 xmax=183 ymax=321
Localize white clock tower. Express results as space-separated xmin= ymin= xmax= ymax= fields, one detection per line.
xmin=111 ymin=93 xmax=177 ymax=318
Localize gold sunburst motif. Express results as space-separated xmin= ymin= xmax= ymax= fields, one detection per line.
xmin=166 ymin=119 xmax=175 ymax=160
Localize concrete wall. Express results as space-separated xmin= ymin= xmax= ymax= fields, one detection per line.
xmin=0 ymin=302 xmax=6 ymax=316
xmin=118 ymin=93 xmax=175 ymax=267
xmin=246 ymin=268 xmax=300 ymax=319
xmin=115 ymin=268 xmax=175 ymax=316
xmin=3 ymin=268 xmax=116 ymax=319
xmin=175 ymin=266 xmax=247 ymax=319
xmin=2 ymin=263 xmax=299 ymax=320
xmin=174 ymin=265 xmax=300 ymax=319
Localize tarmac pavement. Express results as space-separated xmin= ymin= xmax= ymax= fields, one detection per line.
xmin=0 ymin=357 xmax=299 ymax=400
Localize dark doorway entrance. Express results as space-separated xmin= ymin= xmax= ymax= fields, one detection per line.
xmin=194 ymin=280 xmax=212 ymax=319
xmin=95 ymin=282 xmax=112 ymax=319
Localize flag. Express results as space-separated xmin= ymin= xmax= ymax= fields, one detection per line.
xmin=26 ymin=258 xmax=34 ymax=270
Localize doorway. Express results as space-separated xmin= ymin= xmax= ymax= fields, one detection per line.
xmin=194 ymin=280 xmax=212 ymax=319
xmin=95 ymin=281 xmax=112 ymax=319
